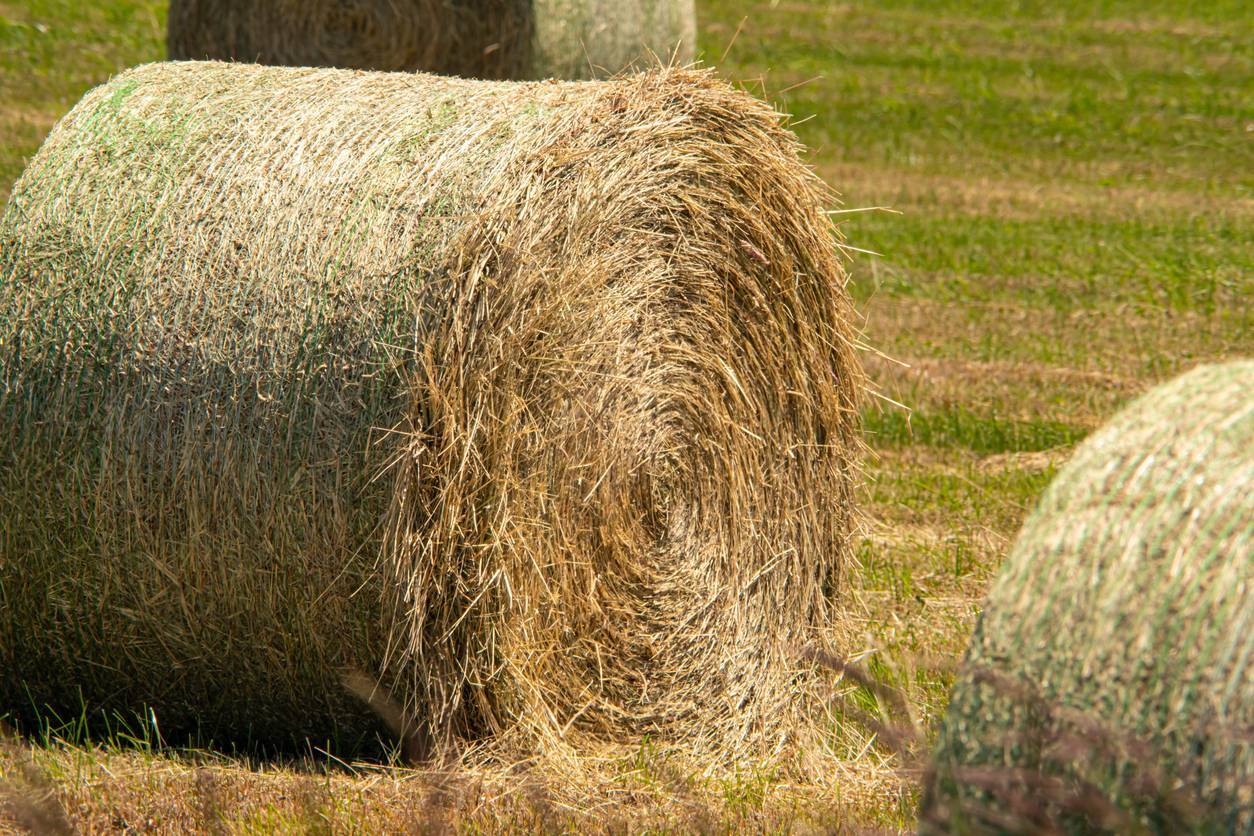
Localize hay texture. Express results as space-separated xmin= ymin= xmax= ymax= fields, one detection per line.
xmin=167 ymin=0 xmax=697 ymax=80
xmin=923 ymin=361 xmax=1253 ymax=833
xmin=0 ymin=62 xmax=861 ymax=758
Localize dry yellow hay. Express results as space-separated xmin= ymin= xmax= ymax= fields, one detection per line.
xmin=166 ymin=0 xmax=697 ymax=80
xmin=0 ymin=62 xmax=862 ymax=760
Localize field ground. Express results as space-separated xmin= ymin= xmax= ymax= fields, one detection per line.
xmin=1 ymin=0 xmax=1251 ymax=831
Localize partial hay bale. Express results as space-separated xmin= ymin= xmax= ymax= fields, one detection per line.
xmin=529 ymin=0 xmax=697 ymax=80
xmin=166 ymin=0 xmax=697 ymax=80
xmin=0 ymin=62 xmax=862 ymax=758
xmin=922 ymin=361 xmax=1253 ymax=833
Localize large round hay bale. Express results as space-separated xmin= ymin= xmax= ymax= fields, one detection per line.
xmin=922 ymin=361 xmax=1253 ymax=833
xmin=166 ymin=0 xmax=697 ymax=80
xmin=0 ymin=62 xmax=861 ymax=758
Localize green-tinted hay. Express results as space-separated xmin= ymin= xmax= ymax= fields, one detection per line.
xmin=0 ymin=61 xmax=861 ymax=761
xmin=166 ymin=0 xmax=696 ymax=80
xmin=922 ymin=361 xmax=1253 ymax=833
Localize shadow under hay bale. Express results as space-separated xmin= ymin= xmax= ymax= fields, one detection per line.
xmin=166 ymin=0 xmax=697 ymax=80
xmin=0 ymin=62 xmax=862 ymax=760
xmin=922 ymin=361 xmax=1253 ymax=834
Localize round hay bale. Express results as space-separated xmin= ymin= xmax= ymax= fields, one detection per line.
xmin=0 ymin=62 xmax=862 ymax=758
xmin=922 ymin=361 xmax=1253 ymax=833
xmin=166 ymin=0 xmax=697 ymax=80
xmin=530 ymin=0 xmax=697 ymax=80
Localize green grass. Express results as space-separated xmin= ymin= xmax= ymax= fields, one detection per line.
xmin=1 ymin=0 xmax=1251 ymax=830
xmin=851 ymin=211 xmax=1250 ymax=314
xmin=865 ymin=406 xmax=1085 ymax=453
xmin=0 ymin=1 xmax=165 ymax=197
xmin=708 ymin=0 xmax=1252 ymax=190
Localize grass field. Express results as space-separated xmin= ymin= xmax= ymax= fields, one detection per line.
xmin=1 ymin=0 xmax=1251 ymax=831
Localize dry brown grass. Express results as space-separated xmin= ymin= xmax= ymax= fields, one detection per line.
xmin=0 ymin=62 xmax=862 ymax=766
xmin=166 ymin=0 xmax=697 ymax=80
xmin=0 ymin=723 xmax=911 ymax=833
xmin=0 ymin=107 xmax=59 ymax=205
xmin=862 ymin=353 xmax=1135 ymax=430
xmin=819 ymin=163 xmax=1254 ymax=223
xmin=863 ymin=296 xmax=1246 ymax=383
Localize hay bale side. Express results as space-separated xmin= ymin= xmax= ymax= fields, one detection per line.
xmin=0 ymin=62 xmax=861 ymax=758
xmin=166 ymin=0 xmax=696 ymax=80
xmin=922 ymin=361 xmax=1253 ymax=833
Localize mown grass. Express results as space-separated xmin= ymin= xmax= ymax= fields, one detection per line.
xmin=707 ymin=0 xmax=1250 ymax=826
xmin=2 ymin=0 xmax=1252 ymax=831
xmin=712 ymin=1 xmax=1251 ymax=190
xmin=0 ymin=1 xmax=165 ymax=197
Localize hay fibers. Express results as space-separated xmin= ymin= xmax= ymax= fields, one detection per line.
xmin=0 ymin=62 xmax=862 ymax=758
xmin=167 ymin=0 xmax=697 ymax=80
xmin=923 ymin=361 xmax=1253 ymax=833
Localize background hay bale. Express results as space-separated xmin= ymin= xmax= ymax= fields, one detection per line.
xmin=529 ymin=0 xmax=697 ymax=80
xmin=166 ymin=0 xmax=697 ymax=80
xmin=922 ymin=361 xmax=1253 ymax=833
xmin=0 ymin=62 xmax=861 ymax=758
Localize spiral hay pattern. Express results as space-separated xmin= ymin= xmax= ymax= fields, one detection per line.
xmin=924 ymin=361 xmax=1253 ymax=833
xmin=0 ymin=62 xmax=861 ymax=758
xmin=167 ymin=0 xmax=697 ymax=80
